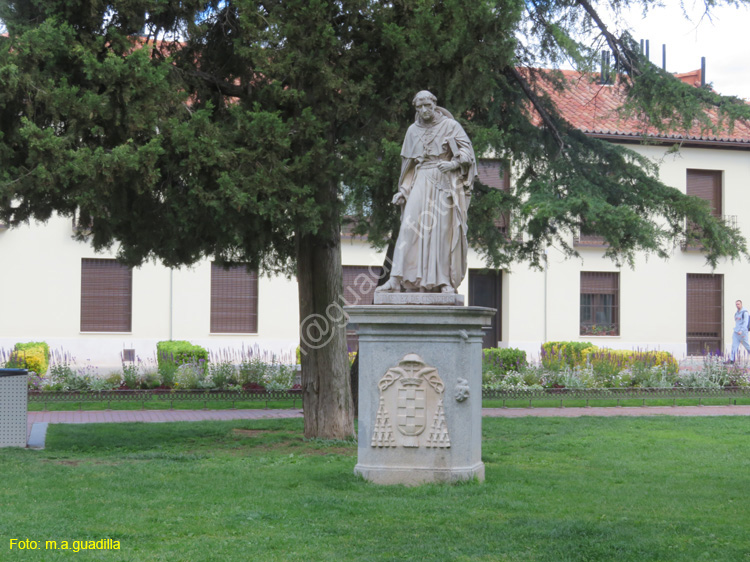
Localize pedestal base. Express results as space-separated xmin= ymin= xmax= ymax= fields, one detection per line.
xmin=346 ymin=305 xmax=495 ymax=486
xmin=373 ymin=292 xmax=465 ymax=306
xmin=354 ymin=461 xmax=485 ymax=486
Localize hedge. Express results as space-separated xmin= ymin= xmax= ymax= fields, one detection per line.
xmin=156 ymin=340 xmax=209 ymax=371
xmin=7 ymin=341 xmax=50 ymax=376
xmin=541 ymin=341 xmax=596 ymax=369
xmin=483 ymin=347 xmax=528 ymax=377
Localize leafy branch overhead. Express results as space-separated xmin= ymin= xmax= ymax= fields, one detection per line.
xmin=0 ymin=0 xmax=748 ymax=272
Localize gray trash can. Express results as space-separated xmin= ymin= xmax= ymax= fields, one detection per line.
xmin=0 ymin=369 xmax=28 ymax=448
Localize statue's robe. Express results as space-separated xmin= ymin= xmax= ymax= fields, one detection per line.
xmin=391 ymin=110 xmax=477 ymax=291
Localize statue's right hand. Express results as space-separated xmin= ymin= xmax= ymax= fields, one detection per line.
xmin=392 ymin=192 xmax=405 ymax=205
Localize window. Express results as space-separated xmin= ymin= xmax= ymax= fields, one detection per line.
xmin=687 ymin=169 xmax=722 ymax=217
xmin=684 ymin=169 xmax=723 ymax=248
xmin=80 ymin=258 xmax=132 ymax=332
xmin=342 ymin=265 xmax=383 ymax=352
xmin=469 ymin=269 xmax=502 ymax=348
xmin=477 ymin=160 xmax=511 ymax=236
xmin=580 ymin=272 xmax=619 ymax=336
xmin=210 ymin=263 xmax=258 ymax=333
xmin=686 ymin=273 xmax=723 ymax=356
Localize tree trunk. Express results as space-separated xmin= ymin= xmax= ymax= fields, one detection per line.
xmin=297 ymin=216 xmax=354 ymax=440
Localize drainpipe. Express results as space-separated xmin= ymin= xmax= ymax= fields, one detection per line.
xmin=169 ymin=268 xmax=174 ymax=341
xmin=543 ymin=249 xmax=549 ymax=344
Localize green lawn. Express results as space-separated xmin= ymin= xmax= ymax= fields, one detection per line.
xmin=2 ymin=417 xmax=750 ymax=561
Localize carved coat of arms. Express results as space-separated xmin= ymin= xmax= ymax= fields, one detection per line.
xmin=371 ymin=353 xmax=450 ymax=449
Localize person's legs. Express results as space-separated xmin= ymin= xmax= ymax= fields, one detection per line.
xmin=741 ymin=334 xmax=750 ymax=356
xmin=730 ymin=332 xmax=742 ymax=362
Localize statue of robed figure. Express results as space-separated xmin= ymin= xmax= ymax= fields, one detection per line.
xmin=377 ymin=91 xmax=477 ymax=294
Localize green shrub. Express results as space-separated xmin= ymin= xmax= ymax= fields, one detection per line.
xmin=121 ymin=363 xmax=141 ymax=389
xmin=174 ymin=362 xmax=212 ymax=389
xmin=582 ymin=348 xmax=679 ymax=383
xmin=482 ymin=348 xmax=527 ymax=385
xmin=156 ymin=341 xmax=208 ymax=372
xmin=7 ymin=341 xmax=50 ymax=375
xmin=208 ymin=360 xmax=237 ymax=389
xmin=541 ymin=341 xmax=596 ymax=370
xmin=238 ymin=357 xmax=269 ymax=389
xmin=264 ymin=364 xmax=297 ymax=391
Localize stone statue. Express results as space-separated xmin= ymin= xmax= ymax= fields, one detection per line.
xmin=376 ymin=91 xmax=476 ymax=294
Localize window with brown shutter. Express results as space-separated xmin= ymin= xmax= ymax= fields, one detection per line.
xmin=342 ymin=265 xmax=383 ymax=352
xmin=80 ymin=258 xmax=132 ymax=332
xmin=580 ymin=272 xmax=619 ymax=336
xmin=684 ymin=170 xmax=723 ymax=249
xmin=477 ymin=159 xmax=511 ymax=236
xmin=687 ymin=169 xmax=722 ymax=217
xmin=210 ymin=263 xmax=258 ymax=333
xmin=686 ymin=273 xmax=723 ymax=356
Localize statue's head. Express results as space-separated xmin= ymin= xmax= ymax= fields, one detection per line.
xmin=412 ymin=90 xmax=437 ymax=123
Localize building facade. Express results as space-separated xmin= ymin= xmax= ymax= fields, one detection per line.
xmin=3 ymin=71 xmax=749 ymax=367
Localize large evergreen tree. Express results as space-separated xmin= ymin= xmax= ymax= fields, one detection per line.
xmin=1 ymin=1 xmax=748 ymax=438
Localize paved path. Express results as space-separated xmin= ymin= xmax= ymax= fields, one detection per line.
xmin=23 ymin=405 xmax=750 ymax=448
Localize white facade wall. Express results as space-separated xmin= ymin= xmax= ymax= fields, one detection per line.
xmin=0 ymin=216 xmax=300 ymax=369
xmin=1 ymin=141 xmax=748 ymax=368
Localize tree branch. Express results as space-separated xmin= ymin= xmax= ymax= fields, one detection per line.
xmin=507 ymin=66 xmax=566 ymax=152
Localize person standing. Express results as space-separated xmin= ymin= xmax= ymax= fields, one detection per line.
xmin=727 ymin=299 xmax=750 ymax=364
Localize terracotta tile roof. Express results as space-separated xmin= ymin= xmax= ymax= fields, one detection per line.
xmin=535 ymin=69 xmax=750 ymax=146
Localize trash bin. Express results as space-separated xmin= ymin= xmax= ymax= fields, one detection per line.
xmin=0 ymin=369 xmax=28 ymax=448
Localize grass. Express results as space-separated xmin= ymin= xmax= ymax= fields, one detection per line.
xmin=3 ymin=417 xmax=750 ymax=561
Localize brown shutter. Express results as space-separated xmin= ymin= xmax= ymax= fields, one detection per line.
xmin=477 ymin=160 xmax=511 ymax=234
xmin=80 ymin=258 xmax=132 ymax=332
xmin=342 ymin=266 xmax=383 ymax=352
xmin=341 ymin=266 xmax=382 ymax=307
xmin=580 ymin=271 xmax=618 ymax=294
xmin=210 ymin=263 xmax=258 ymax=333
xmin=580 ymin=272 xmax=619 ymax=336
xmin=687 ymin=169 xmax=722 ymax=217
xmin=686 ymin=273 xmax=723 ymax=355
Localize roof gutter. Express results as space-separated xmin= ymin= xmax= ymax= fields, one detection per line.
xmin=587 ymin=132 xmax=750 ymax=151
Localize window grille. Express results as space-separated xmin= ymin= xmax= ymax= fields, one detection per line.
xmin=80 ymin=258 xmax=132 ymax=332
xmin=686 ymin=273 xmax=723 ymax=356
xmin=580 ymin=272 xmax=619 ymax=336
xmin=210 ymin=263 xmax=258 ymax=333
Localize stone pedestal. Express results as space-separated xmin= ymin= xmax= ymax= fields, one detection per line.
xmin=346 ymin=305 xmax=494 ymax=485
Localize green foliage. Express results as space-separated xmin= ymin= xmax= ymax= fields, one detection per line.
xmin=7 ymin=341 xmax=50 ymax=375
xmin=582 ymin=348 xmax=680 ymax=379
xmin=541 ymin=341 xmax=596 ymax=370
xmin=157 ymin=341 xmax=208 ymax=373
xmin=174 ymin=362 xmax=212 ymax=390
xmin=482 ymin=347 xmax=528 ymax=385
xmin=208 ymin=360 xmax=238 ymax=390
xmin=121 ymin=363 xmax=140 ymax=390
xmin=0 ymin=1 xmax=746 ymax=272
xmin=238 ymin=357 xmax=269 ymax=389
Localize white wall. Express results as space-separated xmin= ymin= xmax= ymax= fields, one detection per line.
xmin=2 ymin=141 xmax=749 ymax=369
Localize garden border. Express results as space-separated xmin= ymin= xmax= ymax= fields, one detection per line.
xmin=28 ymin=389 xmax=303 ymax=410
xmin=27 ymin=387 xmax=750 ymax=410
